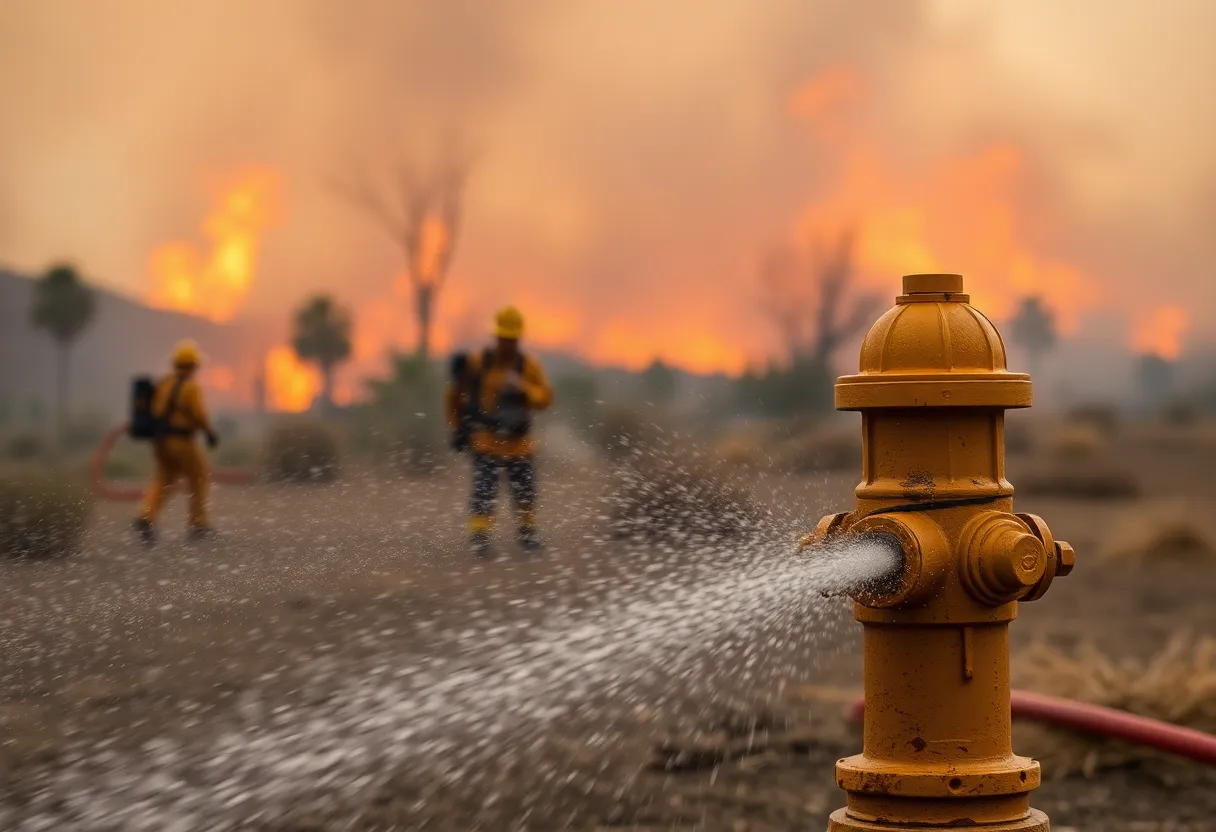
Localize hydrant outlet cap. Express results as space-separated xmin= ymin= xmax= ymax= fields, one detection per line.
xmin=903 ymin=273 xmax=964 ymax=295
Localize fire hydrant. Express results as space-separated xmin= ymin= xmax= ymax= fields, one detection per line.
xmin=807 ymin=274 xmax=1075 ymax=831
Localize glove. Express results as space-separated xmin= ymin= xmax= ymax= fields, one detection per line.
xmin=206 ymin=431 xmax=219 ymax=450
xmin=502 ymin=370 xmax=523 ymax=391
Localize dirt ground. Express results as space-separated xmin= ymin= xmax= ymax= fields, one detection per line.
xmin=3 ymin=429 xmax=1216 ymax=831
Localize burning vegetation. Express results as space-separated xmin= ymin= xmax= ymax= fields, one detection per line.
xmin=146 ymin=170 xmax=281 ymax=324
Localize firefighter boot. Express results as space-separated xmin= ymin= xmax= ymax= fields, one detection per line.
xmin=132 ymin=517 xmax=156 ymax=547
xmin=187 ymin=526 xmax=217 ymax=543
xmin=518 ymin=525 xmax=542 ymax=553
xmin=470 ymin=532 xmax=493 ymax=558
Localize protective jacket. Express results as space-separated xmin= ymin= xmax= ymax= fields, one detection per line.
xmin=140 ymin=373 xmax=215 ymax=528
xmin=445 ymin=349 xmax=552 ymax=458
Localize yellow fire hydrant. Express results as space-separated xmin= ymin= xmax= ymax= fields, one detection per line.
xmin=807 ymin=274 xmax=1075 ymax=831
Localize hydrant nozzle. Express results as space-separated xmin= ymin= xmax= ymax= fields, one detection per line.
xmin=811 ymin=274 xmax=1075 ymax=832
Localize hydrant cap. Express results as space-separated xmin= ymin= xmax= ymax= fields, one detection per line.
xmin=835 ymin=274 xmax=1032 ymax=410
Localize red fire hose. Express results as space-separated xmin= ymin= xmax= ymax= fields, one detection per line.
xmin=847 ymin=691 xmax=1216 ymax=767
xmin=91 ymin=424 xmax=258 ymax=501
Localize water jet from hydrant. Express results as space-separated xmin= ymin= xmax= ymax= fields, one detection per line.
xmin=21 ymin=533 xmax=901 ymax=830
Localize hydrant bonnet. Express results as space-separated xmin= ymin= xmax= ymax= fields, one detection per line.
xmin=835 ymin=274 xmax=1032 ymax=410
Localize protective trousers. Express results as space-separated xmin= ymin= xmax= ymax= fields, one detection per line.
xmin=141 ymin=438 xmax=210 ymax=528
xmin=469 ymin=454 xmax=536 ymax=536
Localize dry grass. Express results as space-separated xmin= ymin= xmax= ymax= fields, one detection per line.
xmin=1099 ymin=499 xmax=1216 ymax=563
xmin=1014 ymin=633 xmax=1216 ymax=779
xmin=713 ymin=432 xmax=766 ymax=468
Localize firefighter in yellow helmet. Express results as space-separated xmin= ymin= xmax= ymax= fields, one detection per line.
xmin=445 ymin=306 xmax=554 ymax=556
xmin=132 ymin=340 xmax=220 ymax=545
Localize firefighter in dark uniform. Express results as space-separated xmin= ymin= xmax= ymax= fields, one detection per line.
xmin=446 ymin=306 xmax=554 ymax=556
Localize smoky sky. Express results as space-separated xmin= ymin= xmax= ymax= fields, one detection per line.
xmin=1 ymin=0 xmax=1214 ymax=366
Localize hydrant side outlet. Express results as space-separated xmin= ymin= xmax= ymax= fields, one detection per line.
xmin=822 ymin=274 xmax=1074 ymax=832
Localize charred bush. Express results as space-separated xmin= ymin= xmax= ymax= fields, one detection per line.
xmin=263 ymin=419 xmax=340 ymax=483
xmin=0 ymin=471 xmax=92 ymax=558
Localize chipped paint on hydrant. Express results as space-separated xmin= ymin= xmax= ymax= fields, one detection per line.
xmin=808 ymin=274 xmax=1076 ymax=831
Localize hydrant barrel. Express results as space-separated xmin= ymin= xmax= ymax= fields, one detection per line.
xmin=817 ymin=275 xmax=1074 ymax=832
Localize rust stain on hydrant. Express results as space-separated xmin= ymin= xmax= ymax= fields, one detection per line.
xmin=808 ymin=274 xmax=1074 ymax=832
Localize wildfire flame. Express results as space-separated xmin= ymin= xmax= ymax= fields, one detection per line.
xmin=1132 ymin=305 xmax=1189 ymax=361
xmin=417 ymin=216 xmax=450 ymax=286
xmin=790 ymin=68 xmax=1096 ymax=336
xmin=265 ymin=345 xmax=321 ymax=413
xmin=147 ymin=170 xmax=282 ymax=322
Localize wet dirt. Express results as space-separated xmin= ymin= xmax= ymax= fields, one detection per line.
xmin=2 ymin=443 xmax=1215 ymax=831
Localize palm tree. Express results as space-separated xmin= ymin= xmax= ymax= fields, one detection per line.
xmin=292 ymin=294 xmax=353 ymax=414
xmin=1010 ymin=296 xmax=1058 ymax=377
xmin=30 ymin=263 xmax=97 ymax=448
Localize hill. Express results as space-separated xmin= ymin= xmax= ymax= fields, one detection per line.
xmin=0 ymin=269 xmax=250 ymax=422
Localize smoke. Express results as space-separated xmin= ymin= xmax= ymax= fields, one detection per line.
xmin=1 ymin=0 xmax=1213 ymax=371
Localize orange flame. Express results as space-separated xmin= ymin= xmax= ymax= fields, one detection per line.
xmin=790 ymin=70 xmax=1096 ymax=336
xmin=264 ymin=345 xmax=321 ymax=413
xmin=1132 ymin=305 xmax=1189 ymax=361
xmin=147 ymin=170 xmax=281 ymax=322
xmin=417 ymin=216 xmax=450 ymax=286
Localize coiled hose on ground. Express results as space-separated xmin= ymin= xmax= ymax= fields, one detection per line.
xmin=847 ymin=690 xmax=1216 ymax=767
xmin=91 ymin=424 xmax=258 ymax=501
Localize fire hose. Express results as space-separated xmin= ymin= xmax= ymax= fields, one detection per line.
xmin=91 ymin=424 xmax=259 ymax=501
xmin=847 ymin=690 xmax=1216 ymax=768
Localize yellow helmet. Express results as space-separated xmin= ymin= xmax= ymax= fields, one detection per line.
xmin=494 ymin=306 xmax=524 ymax=340
xmin=171 ymin=339 xmax=203 ymax=368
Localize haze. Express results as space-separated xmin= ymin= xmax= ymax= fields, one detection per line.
xmin=2 ymin=0 xmax=1213 ymax=373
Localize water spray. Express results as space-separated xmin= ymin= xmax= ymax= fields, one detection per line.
xmin=803 ymin=274 xmax=1075 ymax=832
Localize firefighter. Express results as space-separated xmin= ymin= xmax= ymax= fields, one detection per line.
xmin=132 ymin=340 xmax=220 ymax=545
xmin=445 ymin=306 xmax=553 ymax=556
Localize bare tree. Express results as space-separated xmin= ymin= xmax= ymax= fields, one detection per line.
xmin=1010 ymin=295 xmax=1058 ymax=378
xmin=334 ymin=149 xmax=470 ymax=361
xmin=760 ymin=228 xmax=880 ymax=372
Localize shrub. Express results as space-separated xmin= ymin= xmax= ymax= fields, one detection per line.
xmin=593 ymin=407 xmax=663 ymax=461
xmin=1065 ymin=403 xmax=1120 ymax=435
xmin=214 ymin=440 xmax=259 ymax=469
xmin=1045 ymin=421 xmax=1105 ymax=462
xmin=104 ymin=453 xmax=145 ymax=482
xmin=1100 ymin=499 xmax=1216 ymax=563
xmin=1004 ymin=419 xmax=1034 ymax=455
xmin=604 ymin=448 xmax=762 ymax=546
xmin=552 ymin=374 xmax=600 ymax=435
xmin=7 ymin=432 xmax=47 ymax=461
xmin=1161 ymin=399 xmax=1199 ymax=427
xmin=0 ymin=471 xmax=92 ymax=558
xmin=360 ymin=353 xmax=446 ymax=475
xmin=1016 ymin=465 xmax=1140 ymax=500
xmin=263 ymin=419 xmax=340 ymax=483
xmin=774 ymin=427 xmax=861 ymax=474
